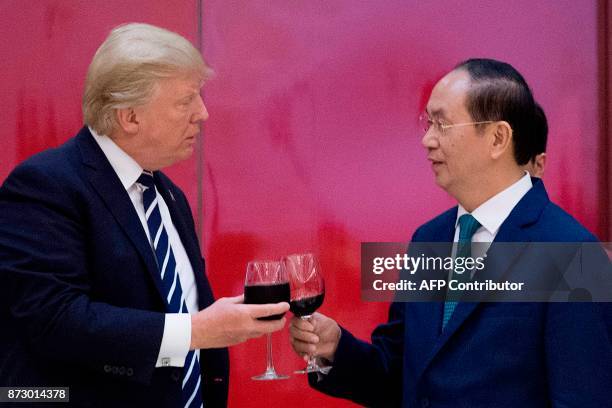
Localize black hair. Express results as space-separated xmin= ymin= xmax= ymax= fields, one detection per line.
xmin=531 ymin=102 xmax=548 ymax=158
xmin=454 ymin=58 xmax=540 ymax=165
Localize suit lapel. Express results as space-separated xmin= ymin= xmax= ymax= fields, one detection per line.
xmin=405 ymin=208 xmax=454 ymax=378
xmin=76 ymin=128 xmax=167 ymax=304
xmin=414 ymin=206 xmax=457 ymax=264
xmin=471 ymin=178 xmax=549 ymax=295
xmin=415 ymin=179 xmax=550 ymax=379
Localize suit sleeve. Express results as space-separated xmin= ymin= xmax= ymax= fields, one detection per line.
xmin=545 ymin=243 xmax=612 ymax=407
xmin=0 ymin=163 xmax=165 ymax=385
xmin=308 ymin=302 xmax=405 ymax=407
xmin=307 ymin=227 xmax=431 ymax=406
xmin=545 ymin=302 xmax=612 ymax=407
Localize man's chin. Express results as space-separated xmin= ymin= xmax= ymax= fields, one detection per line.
xmin=179 ymin=146 xmax=195 ymax=159
xmin=434 ymin=175 xmax=450 ymax=191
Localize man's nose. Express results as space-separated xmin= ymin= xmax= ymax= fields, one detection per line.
xmin=192 ymin=94 xmax=209 ymax=122
xmin=421 ymin=128 xmax=439 ymax=149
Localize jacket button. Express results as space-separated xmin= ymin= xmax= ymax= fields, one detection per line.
xmin=171 ymin=370 xmax=181 ymax=382
xmin=126 ymin=368 xmax=134 ymax=377
xmin=103 ymin=365 xmax=111 ymax=373
xmin=119 ymin=367 xmax=126 ymax=375
xmin=420 ymin=397 xmax=430 ymax=408
xmin=111 ymin=366 xmax=119 ymax=375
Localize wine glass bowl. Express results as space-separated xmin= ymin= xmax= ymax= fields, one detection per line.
xmin=283 ymin=253 xmax=328 ymax=374
xmin=244 ymin=261 xmax=290 ymax=321
xmin=289 ymin=292 xmax=324 ymax=318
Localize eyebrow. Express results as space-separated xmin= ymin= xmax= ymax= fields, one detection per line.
xmin=426 ymin=108 xmax=447 ymax=119
xmin=178 ymin=93 xmax=197 ymax=102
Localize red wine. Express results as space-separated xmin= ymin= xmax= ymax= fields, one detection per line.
xmin=290 ymin=293 xmax=324 ymax=317
xmin=244 ymin=283 xmax=290 ymax=320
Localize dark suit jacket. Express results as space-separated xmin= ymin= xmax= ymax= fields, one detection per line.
xmin=311 ymin=179 xmax=612 ymax=407
xmin=0 ymin=127 xmax=229 ymax=407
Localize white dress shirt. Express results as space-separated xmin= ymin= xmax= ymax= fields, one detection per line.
xmin=90 ymin=128 xmax=196 ymax=368
xmin=454 ymin=172 xmax=533 ymax=259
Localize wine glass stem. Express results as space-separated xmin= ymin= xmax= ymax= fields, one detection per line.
xmin=301 ymin=315 xmax=317 ymax=369
xmin=265 ymin=333 xmax=275 ymax=373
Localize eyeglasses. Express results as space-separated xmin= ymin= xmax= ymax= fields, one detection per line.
xmin=418 ymin=113 xmax=495 ymax=135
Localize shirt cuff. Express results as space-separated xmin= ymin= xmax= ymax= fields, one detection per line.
xmin=155 ymin=313 xmax=191 ymax=367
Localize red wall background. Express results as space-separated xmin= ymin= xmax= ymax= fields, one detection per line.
xmin=1 ymin=1 xmax=609 ymax=407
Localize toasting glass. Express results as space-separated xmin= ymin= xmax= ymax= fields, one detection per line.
xmin=283 ymin=253 xmax=328 ymax=374
xmin=244 ymin=260 xmax=290 ymax=380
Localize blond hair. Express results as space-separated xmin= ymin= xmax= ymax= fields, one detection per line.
xmin=83 ymin=23 xmax=212 ymax=135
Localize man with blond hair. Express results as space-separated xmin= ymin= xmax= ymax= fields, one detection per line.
xmin=0 ymin=23 xmax=288 ymax=408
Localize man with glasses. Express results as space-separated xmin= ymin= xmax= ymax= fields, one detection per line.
xmin=290 ymin=58 xmax=611 ymax=407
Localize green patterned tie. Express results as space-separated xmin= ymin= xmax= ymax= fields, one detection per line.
xmin=442 ymin=214 xmax=481 ymax=329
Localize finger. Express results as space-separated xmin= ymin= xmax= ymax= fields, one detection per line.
xmin=289 ymin=341 xmax=312 ymax=359
xmin=253 ymin=317 xmax=287 ymax=334
xmin=247 ymin=302 xmax=290 ymax=319
xmin=289 ymin=324 xmax=319 ymax=344
xmin=309 ymin=313 xmax=327 ymax=329
xmin=226 ymin=294 xmax=244 ymax=304
xmin=290 ymin=316 xmax=314 ymax=331
xmin=290 ymin=339 xmax=317 ymax=355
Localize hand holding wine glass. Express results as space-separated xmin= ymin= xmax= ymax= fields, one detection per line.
xmin=189 ymin=295 xmax=288 ymax=349
xmin=283 ymin=253 xmax=330 ymax=374
xmin=289 ymin=312 xmax=341 ymax=363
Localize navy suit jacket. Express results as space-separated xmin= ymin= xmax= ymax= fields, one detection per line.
xmin=0 ymin=128 xmax=229 ymax=407
xmin=311 ymin=179 xmax=612 ymax=407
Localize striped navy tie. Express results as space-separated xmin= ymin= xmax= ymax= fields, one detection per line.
xmin=137 ymin=171 xmax=203 ymax=408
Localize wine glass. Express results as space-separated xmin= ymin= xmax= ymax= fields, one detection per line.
xmin=244 ymin=260 xmax=290 ymax=380
xmin=283 ymin=253 xmax=328 ymax=374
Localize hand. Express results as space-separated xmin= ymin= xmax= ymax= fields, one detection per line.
xmin=190 ymin=295 xmax=289 ymax=349
xmin=289 ymin=312 xmax=341 ymax=362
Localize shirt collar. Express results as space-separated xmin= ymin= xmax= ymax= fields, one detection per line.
xmin=89 ymin=127 xmax=143 ymax=191
xmin=456 ymin=172 xmax=533 ymax=235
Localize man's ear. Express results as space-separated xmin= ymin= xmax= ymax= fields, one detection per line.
xmin=490 ymin=121 xmax=513 ymax=160
xmin=533 ymin=152 xmax=546 ymax=177
xmin=115 ymin=107 xmax=139 ymax=134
